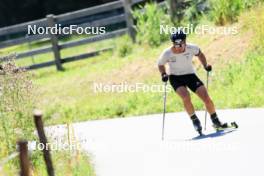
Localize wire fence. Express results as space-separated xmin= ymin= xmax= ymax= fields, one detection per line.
xmin=0 ymin=152 xmax=19 ymax=170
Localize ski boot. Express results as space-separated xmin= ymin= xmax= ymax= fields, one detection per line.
xmin=192 ymin=118 xmax=203 ymax=136
xmin=211 ymin=116 xmax=229 ymax=131
xmin=212 ymin=117 xmax=239 ymax=131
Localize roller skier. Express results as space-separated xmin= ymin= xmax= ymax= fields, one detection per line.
xmin=158 ymin=30 xmax=231 ymax=135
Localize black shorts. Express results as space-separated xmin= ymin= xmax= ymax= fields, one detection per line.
xmin=169 ymin=74 xmax=204 ymax=92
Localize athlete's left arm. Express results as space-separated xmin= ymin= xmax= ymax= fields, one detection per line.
xmin=196 ymin=50 xmax=208 ymax=68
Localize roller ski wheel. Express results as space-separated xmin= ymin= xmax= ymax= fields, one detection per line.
xmin=214 ymin=121 xmax=238 ymax=131
xmin=231 ymin=122 xmax=239 ymax=128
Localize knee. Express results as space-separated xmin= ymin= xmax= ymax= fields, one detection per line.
xmin=203 ymin=95 xmax=212 ymax=104
xmin=182 ymin=94 xmax=191 ymax=103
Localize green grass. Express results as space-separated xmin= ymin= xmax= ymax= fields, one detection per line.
xmin=4 ymin=37 xmax=116 ymax=68
xmin=32 ymin=151 xmax=95 ymax=176
xmin=205 ymin=53 xmax=264 ymax=108
xmin=1 ymin=151 xmax=95 ymax=176
xmin=208 ymin=0 xmax=263 ymax=25
xmin=0 ymin=60 xmax=95 ymax=175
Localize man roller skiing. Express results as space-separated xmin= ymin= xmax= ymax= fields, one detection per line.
xmin=157 ymin=30 xmax=226 ymax=135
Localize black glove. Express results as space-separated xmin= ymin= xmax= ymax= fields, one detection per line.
xmin=204 ymin=64 xmax=212 ymax=72
xmin=161 ymin=73 xmax=168 ymax=82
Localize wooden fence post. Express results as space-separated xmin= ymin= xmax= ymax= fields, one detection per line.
xmin=122 ymin=0 xmax=136 ymax=42
xmin=46 ymin=14 xmax=64 ymax=71
xmin=33 ymin=110 xmax=55 ymax=176
xmin=18 ymin=140 xmax=30 ymax=176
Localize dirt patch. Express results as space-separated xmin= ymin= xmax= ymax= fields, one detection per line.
xmin=202 ymin=25 xmax=253 ymax=68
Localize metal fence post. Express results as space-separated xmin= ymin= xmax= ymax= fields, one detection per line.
xmin=122 ymin=0 xmax=136 ymax=42
xmin=46 ymin=14 xmax=64 ymax=71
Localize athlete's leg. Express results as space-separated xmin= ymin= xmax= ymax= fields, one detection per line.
xmin=175 ymin=86 xmax=202 ymax=132
xmin=195 ymin=85 xmax=225 ymax=127
xmin=176 ymin=86 xmax=195 ymax=116
xmin=195 ymin=85 xmax=215 ymax=114
xmin=169 ymin=75 xmax=202 ymax=131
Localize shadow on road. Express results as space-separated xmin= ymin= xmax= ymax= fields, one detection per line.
xmin=191 ymin=129 xmax=237 ymax=140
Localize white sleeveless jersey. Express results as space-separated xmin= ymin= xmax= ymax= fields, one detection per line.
xmin=157 ymin=43 xmax=200 ymax=75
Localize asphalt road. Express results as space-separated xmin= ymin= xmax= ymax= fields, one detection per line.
xmin=49 ymin=108 xmax=264 ymax=176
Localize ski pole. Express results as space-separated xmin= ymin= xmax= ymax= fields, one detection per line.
xmin=204 ymin=71 xmax=209 ymax=130
xmin=162 ymin=81 xmax=167 ymax=141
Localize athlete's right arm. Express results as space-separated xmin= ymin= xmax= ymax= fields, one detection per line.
xmin=157 ymin=51 xmax=169 ymax=82
xmin=157 ymin=50 xmax=168 ymax=75
xmin=158 ymin=65 xmax=169 ymax=82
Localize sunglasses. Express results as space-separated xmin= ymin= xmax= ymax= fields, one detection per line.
xmin=173 ymin=42 xmax=185 ymax=48
xmin=173 ymin=39 xmax=185 ymax=48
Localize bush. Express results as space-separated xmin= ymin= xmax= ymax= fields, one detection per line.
xmin=242 ymin=5 xmax=264 ymax=52
xmin=209 ymin=0 xmax=243 ymax=25
xmin=209 ymin=0 xmax=264 ymax=25
xmin=168 ymin=0 xmax=192 ymax=24
xmin=133 ymin=2 xmax=172 ymax=47
xmin=211 ymin=6 xmax=264 ymax=107
xmin=115 ymin=35 xmax=133 ymax=57
xmin=185 ymin=0 xmax=209 ymax=26
xmin=212 ymin=53 xmax=264 ymax=107
xmin=0 ymin=57 xmax=35 ymax=153
xmin=0 ymin=56 xmax=36 ymax=174
xmin=242 ymin=0 xmax=264 ymax=9
xmin=0 ymin=59 xmax=95 ymax=174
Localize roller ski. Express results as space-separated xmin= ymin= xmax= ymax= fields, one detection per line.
xmin=211 ymin=116 xmax=238 ymax=131
xmin=213 ymin=122 xmax=238 ymax=131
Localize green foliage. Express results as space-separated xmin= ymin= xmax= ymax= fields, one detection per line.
xmin=168 ymin=0 xmax=192 ymax=25
xmin=133 ymin=3 xmax=172 ymax=47
xmin=242 ymin=0 xmax=264 ymax=8
xmin=32 ymin=151 xmax=95 ymax=176
xmin=115 ymin=35 xmax=133 ymax=57
xmin=211 ymin=53 xmax=264 ymax=108
xmin=209 ymin=0 xmax=243 ymax=25
xmin=209 ymin=0 xmax=264 ymax=25
xmin=210 ymin=6 xmax=264 ymax=107
xmin=0 ymin=58 xmax=94 ymax=175
xmin=243 ymin=5 xmax=264 ymax=52
xmin=0 ymin=57 xmax=35 ymax=174
xmin=0 ymin=57 xmax=36 ymax=154
xmin=185 ymin=0 xmax=209 ymax=26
